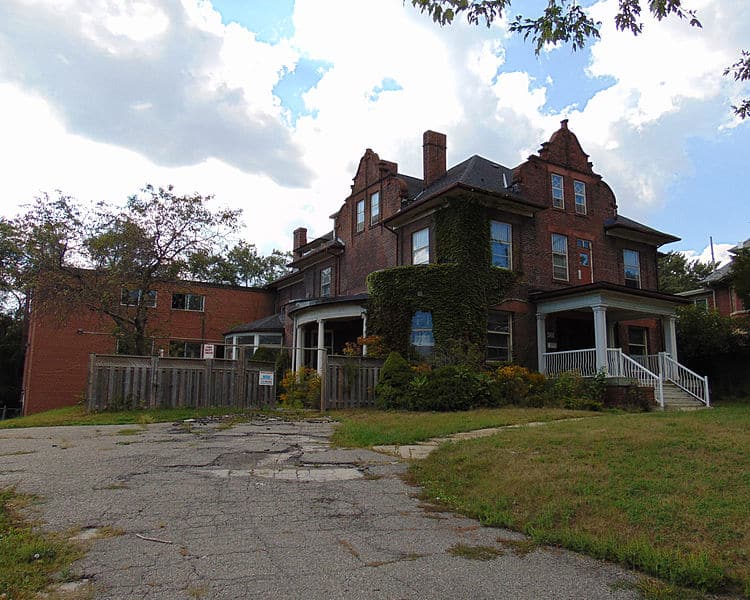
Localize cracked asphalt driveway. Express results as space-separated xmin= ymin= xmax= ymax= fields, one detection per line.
xmin=0 ymin=417 xmax=639 ymax=599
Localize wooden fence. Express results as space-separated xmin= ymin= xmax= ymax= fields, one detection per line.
xmin=324 ymin=356 xmax=383 ymax=409
xmin=87 ymin=353 xmax=276 ymax=411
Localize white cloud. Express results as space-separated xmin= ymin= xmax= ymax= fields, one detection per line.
xmin=682 ymin=243 xmax=735 ymax=267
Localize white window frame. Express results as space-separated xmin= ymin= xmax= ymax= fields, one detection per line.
xmin=412 ymin=228 xmax=430 ymax=265
xmin=168 ymin=340 xmax=202 ymax=358
xmin=370 ymin=191 xmax=380 ymax=225
xmin=552 ymin=234 xmax=569 ymax=281
xmin=628 ymin=327 xmax=648 ymax=356
xmin=320 ymin=266 xmax=332 ymax=297
xmin=356 ymin=199 xmax=365 ymax=232
xmin=574 ymin=180 xmax=586 ymax=215
xmin=623 ymin=249 xmax=641 ymax=288
xmin=551 ymin=174 xmax=564 ymax=209
xmin=487 ymin=311 xmax=512 ymax=362
xmin=171 ymin=292 xmax=205 ymax=312
xmin=120 ymin=288 xmax=157 ymax=308
xmin=490 ymin=221 xmax=512 ymax=269
xmin=410 ymin=311 xmax=435 ymax=357
xmin=224 ymin=333 xmax=282 ymax=360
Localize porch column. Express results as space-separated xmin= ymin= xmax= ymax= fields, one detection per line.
xmin=607 ymin=321 xmax=616 ymax=347
xmin=662 ymin=315 xmax=678 ymax=361
xmin=592 ymin=305 xmax=608 ymax=374
xmin=294 ymin=323 xmax=305 ymax=372
xmin=317 ymin=319 xmax=326 ymax=376
xmin=536 ymin=313 xmax=547 ymax=374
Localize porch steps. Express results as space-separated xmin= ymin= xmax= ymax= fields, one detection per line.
xmin=661 ymin=382 xmax=707 ymax=410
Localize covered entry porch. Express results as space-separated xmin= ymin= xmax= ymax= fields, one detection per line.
xmin=531 ymin=283 xmax=709 ymax=407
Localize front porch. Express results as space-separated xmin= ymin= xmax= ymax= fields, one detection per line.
xmin=531 ymin=283 xmax=709 ymax=408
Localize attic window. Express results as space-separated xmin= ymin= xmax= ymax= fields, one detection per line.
xmin=574 ymin=180 xmax=586 ymax=215
xmin=551 ymin=174 xmax=564 ymax=209
xmin=370 ymin=192 xmax=380 ymax=224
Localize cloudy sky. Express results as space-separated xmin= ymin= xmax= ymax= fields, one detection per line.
xmin=0 ymin=0 xmax=747 ymax=264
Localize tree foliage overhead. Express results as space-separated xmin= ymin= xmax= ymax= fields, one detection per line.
xmin=409 ymin=0 xmax=747 ymax=118
xmin=730 ymin=244 xmax=750 ymax=308
xmin=7 ymin=185 xmax=289 ymax=357
xmin=187 ymin=241 xmax=291 ymax=287
xmin=657 ymin=251 xmax=716 ymax=294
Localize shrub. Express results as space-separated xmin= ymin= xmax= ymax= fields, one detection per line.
xmin=487 ymin=365 xmax=547 ymax=407
xmin=375 ymin=352 xmax=414 ymax=409
xmin=542 ymin=370 xmax=604 ymax=411
xmin=280 ymin=368 xmax=321 ymax=409
xmin=405 ymin=365 xmax=490 ymax=411
xmin=250 ymin=346 xmax=279 ymax=363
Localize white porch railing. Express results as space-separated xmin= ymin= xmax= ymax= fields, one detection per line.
xmin=543 ymin=348 xmax=710 ymax=408
xmin=659 ymin=353 xmax=710 ymax=407
xmin=544 ymin=348 xmax=597 ymax=377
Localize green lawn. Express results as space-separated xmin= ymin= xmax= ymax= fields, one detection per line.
xmin=0 ymin=488 xmax=83 ymax=599
xmin=0 ymin=405 xmax=303 ymax=429
xmin=329 ymin=407 xmax=596 ymax=447
xmin=410 ymin=404 xmax=750 ymax=597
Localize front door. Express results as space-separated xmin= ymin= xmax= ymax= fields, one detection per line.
xmin=576 ymin=239 xmax=593 ymax=283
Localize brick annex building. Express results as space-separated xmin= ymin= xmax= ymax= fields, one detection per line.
xmin=23 ymin=121 xmax=701 ymax=414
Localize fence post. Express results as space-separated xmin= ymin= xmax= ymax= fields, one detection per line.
xmin=149 ymin=355 xmax=159 ymax=408
xmin=204 ymin=359 xmax=213 ymax=408
xmin=87 ymin=354 xmax=96 ymax=411
xmin=237 ymin=347 xmax=247 ymax=407
xmin=319 ymin=349 xmax=327 ymax=412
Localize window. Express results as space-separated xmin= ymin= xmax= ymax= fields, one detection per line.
xmin=487 ymin=311 xmax=511 ymax=362
xmin=574 ymin=180 xmax=586 ymax=215
xmin=551 ymin=174 xmax=564 ymax=208
xmin=551 ymin=234 xmax=569 ymax=280
xmin=628 ymin=327 xmax=648 ymax=356
xmin=356 ymin=199 xmax=365 ymax=232
xmin=258 ymin=334 xmax=283 ymax=346
xmin=168 ymin=340 xmax=202 ymax=358
xmin=121 ymin=289 xmax=157 ymax=307
xmin=171 ymin=293 xmax=205 ymax=311
xmin=693 ymin=297 xmax=709 ymax=310
xmin=623 ymin=249 xmax=641 ymax=288
xmin=370 ymin=191 xmax=380 ymax=225
xmin=412 ymin=228 xmax=430 ymax=265
xmin=490 ymin=221 xmax=512 ymax=269
xmin=320 ymin=267 xmax=332 ymax=297
xmin=410 ymin=311 xmax=435 ymax=357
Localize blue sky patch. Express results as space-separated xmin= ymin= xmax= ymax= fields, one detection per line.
xmin=210 ymin=0 xmax=295 ymax=43
xmin=369 ymin=78 xmax=403 ymax=102
xmin=273 ymin=58 xmax=332 ymax=124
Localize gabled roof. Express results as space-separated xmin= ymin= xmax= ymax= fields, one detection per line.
xmin=224 ymin=313 xmax=284 ymax=335
xmin=604 ymin=215 xmax=679 ymax=247
xmin=386 ymin=155 xmax=543 ymax=226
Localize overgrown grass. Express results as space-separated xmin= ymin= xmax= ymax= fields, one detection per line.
xmin=0 ymin=488 xmax=84 ymax=599
xmin=0 ymin=405 xmax=311 ymax=429
xmin=328 ymin=408 xmax=596 ymax=447
xmin=410 ymin=404 xmax=750 ymax=597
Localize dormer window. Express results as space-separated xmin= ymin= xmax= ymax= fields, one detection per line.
xmin=574 ymin=180 xmax=586 ymax=215
xmin=356 ymin=200 xmax=365 ymax=232
xmin=551 ymin=174 xmax=564 ymax=209
xmin=370 ymin=192 xmax=380 ymax=225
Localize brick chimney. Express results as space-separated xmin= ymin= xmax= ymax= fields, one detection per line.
xmin=292 ymin=227 xmax=307 ymax=258
xmin=423 ymin=130 xmax=446 ymax=188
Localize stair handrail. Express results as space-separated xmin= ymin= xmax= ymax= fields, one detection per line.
xmin=658 ymin=352 xmax=710 ymax=407
xmin=621 ymin=351 xmax=663 ymax=408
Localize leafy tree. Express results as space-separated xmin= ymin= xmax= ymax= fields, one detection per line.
xmin=410 ymin=0 xmax=747 ymax=119
xmin=187 ymin=241 xmax=291 ymax=286
xmin=0 ymin=312 xmax=24 ymax=411
xmin=730 ymin=245 xmax=750 ymax=308
xmin=657 ymin=251 xmax=715 ymax=294
xmin=675 ymin=305 xmax=736 ymax=361
xmin=12 ymin=185 xmax=241 ymax=356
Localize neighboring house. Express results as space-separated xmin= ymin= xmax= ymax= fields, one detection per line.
xmin=264 ymin=121 xmax=692 ymax=383
xmin=679 ymin=239 xmax=749 ymax=317
xmin=22 ymin=281 xmax=274 ymax=414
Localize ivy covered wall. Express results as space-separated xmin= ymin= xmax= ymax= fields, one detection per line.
xmin=367 ymin=196 xmax=515 ymax=358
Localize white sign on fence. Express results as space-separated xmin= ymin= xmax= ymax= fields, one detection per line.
xmin=202 ymin=344 xmax=215 ymax=359
xmin=259 ymin=371 xmax=274 ymax=386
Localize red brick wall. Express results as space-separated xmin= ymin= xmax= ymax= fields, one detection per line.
xmin=22 ymin=283 xmax=275 ymax=415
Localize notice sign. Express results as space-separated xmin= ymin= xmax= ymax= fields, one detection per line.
xmin=202 ymin=344 xmax=215 ymax=359
xmin=259 ymin=371 xmax=274 ymax=386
